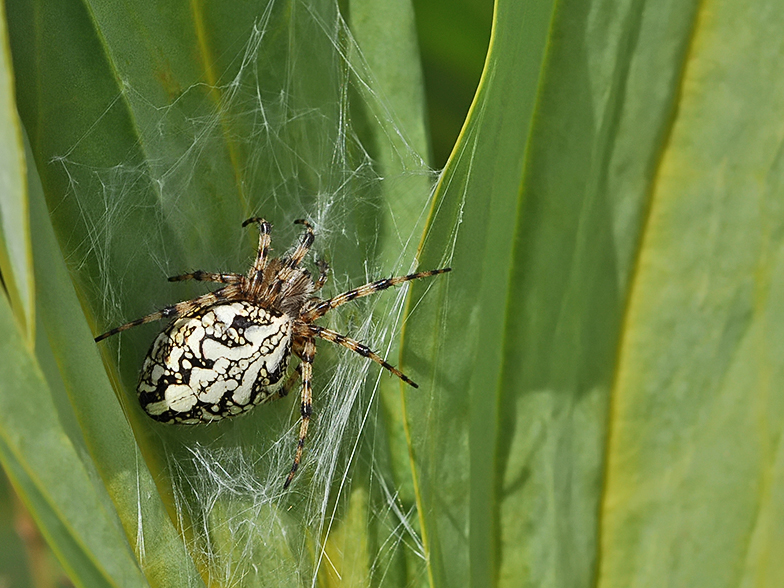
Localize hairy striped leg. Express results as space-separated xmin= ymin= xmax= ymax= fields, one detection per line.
xmin=301 ymin=324 xmax=418 ymax=387
xmin=284 ymin=337 xmax=316 ymax=488
xmin=94 ymin=284 xmax=242 ymax=342
xmin=278 ymin=364 xmax=303 ymax=399
xmin=278 ymin=338 xmax=306 ymax=400
xmin=242 ymin=217 xmax=272 ymax=291
xmin=313 ymin=259 xmax=330 ymax=292
xmin=264 ymin=220 xmax=315 ymax=299
xmin=301 ymin=268 xmax=451 ymax=322
xmin=167 ymin=270 xmax=244 ymax=284
xmin=287 ymin=219 xmax=315 ymax=268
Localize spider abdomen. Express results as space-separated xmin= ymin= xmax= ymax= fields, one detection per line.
xmin=137 ymin=301 xmax=292 ymax=424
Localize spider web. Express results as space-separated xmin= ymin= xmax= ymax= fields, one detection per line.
xmin=51 ymin=1 xmax=457 ymax=586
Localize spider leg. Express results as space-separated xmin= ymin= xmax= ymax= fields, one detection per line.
xmin=313 ymin=259 xmax=330 ymax=291
xmin=242 ymin=217 xmax=272 ymax=288
xmin=287 ymin=219 xmax=315 ymax=268
xmin=278 ymin=364 xmax=303 ymax=399
xmin=94 ymin=284 xmax=241 ymax=342
xmin=265 ymin=219 xmax=316 ymax=299
xmin=299 ymin=323 xmax=418 ymax=387
xmin=167 ymin=270 xmax=244 ymax=284
xmin=301 ymin=267 xmax=451 ymax=322
xmin=284 ymin=337 xmax=315 ymax=489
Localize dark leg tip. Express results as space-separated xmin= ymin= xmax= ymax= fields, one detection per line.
xmin=242 ymin=217 xmax=269 ymax=229
xmin=283 ymin=462 xmax=299 ymax=489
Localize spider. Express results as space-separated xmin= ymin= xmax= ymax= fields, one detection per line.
xmin=95 ymin=217 xmax=450 ymax=488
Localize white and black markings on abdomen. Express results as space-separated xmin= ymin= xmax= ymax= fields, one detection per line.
xmin=137 ymin=301 xmax=293 ymax=424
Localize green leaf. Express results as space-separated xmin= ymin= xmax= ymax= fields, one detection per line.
xmin=27 ymin=135 xmax=205 ymax=588
xmin=8 ymin=0 xmax=434 ymax=584
xmin=600 ymin=2 xmax=784 ymax=586
xmin=0 ymin=276 xmax=148 ymax=588
xmin=404 ymin=0 xmax=784 ymax=586
xmin=0 ymin=0 xmax=33 ymax=341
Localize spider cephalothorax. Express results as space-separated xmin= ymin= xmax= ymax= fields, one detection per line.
xmin=96 ymin=218 xmax=450 ymax=487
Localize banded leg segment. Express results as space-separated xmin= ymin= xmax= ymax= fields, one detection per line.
xmin=266 ymin=219 xmax=316 ymax=299
xmin=279 ymin=336 xmax=307 ymax=400
xmin=242 ymin=217 xmax=272 ymax=289
xmin=168 ymin=270 xmax=244 ymax=284
xmin=278 ymin=364 xmax=303 ymax=399
xmin=284 ymin=337 xmax=315 ymax=489
xmin=287 ymin=219 xmax=315 ymax=268
xmin=301 ymin=268 xmax=451 ymax=322
xmin=313 ymin=259 xmax=330 ymax=291
xmin=94 ymin=284 xmax=241 ymax=342
xmin=300 ymin=324 xmax=418 ymax=388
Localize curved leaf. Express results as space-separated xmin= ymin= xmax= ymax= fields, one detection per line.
xmin=0 ymin=287 xmax=148 ymax=588
xmin=28 ymin=141 xmax=204 ymax=587
xmin=8 ymin=0 xmax=434 ymax=584
xmin=404 ymin=0 xmax=784 ymax=587
xmin=600 ymin=2 xmax=784 ymax=585
xmin=0 ymin=0 xmax=32 ymax=341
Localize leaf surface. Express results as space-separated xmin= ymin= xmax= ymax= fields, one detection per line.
xmin=0 ymin=0 xmax=33 ymax=340
xmin=0 ymin=278 xmax=149 ymax=588
xmin=403 ymin=0 xmax=784 ymax=587
xmin=8 ymin=0 xmax=434 ymax=584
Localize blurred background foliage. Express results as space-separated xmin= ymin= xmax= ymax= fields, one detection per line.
xmin=412 ymin=0 xmax=492 ymax=167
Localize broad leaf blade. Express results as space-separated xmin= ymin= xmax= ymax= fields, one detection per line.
xmin=0 ymin=289 xmax=148 ymax=588
xmin=600 ymin=1 xmax=784 ymax=585
xmin=402 ymin=0 xmax=559 ymax=584
xmin=405 ymin=0 xmax=784 ymax=587
xmin=0 ymin=0 xmax=32 ymax=341
xmin=27 ymin=143 xmax=205 ymax=588
xmin=9 ymin=0 xmax=435 ymax=584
